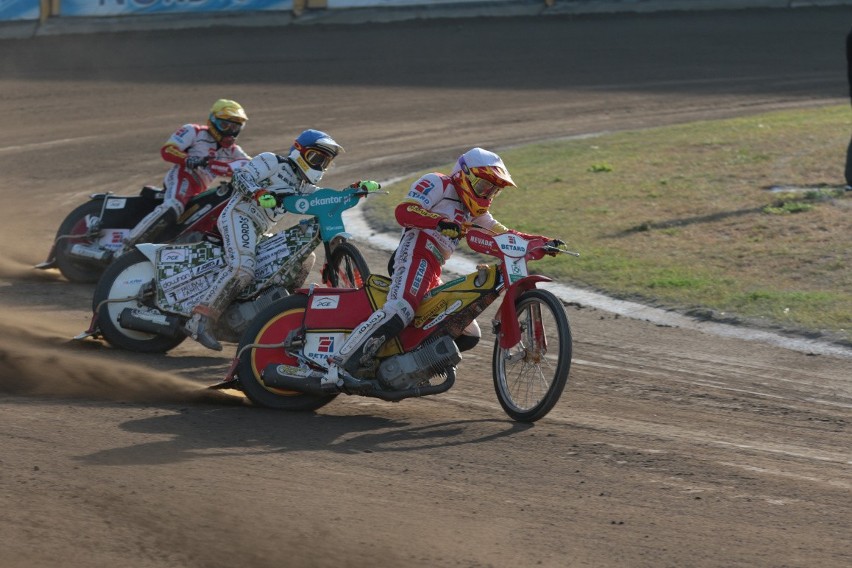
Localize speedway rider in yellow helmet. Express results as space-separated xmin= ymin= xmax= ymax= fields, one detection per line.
xmin=321 ymin=147 xmax=563 ymax=387
xmin=120 ymin=99 xmax=250 ymax=254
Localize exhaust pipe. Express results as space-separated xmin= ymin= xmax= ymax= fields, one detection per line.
xmin=69 ymin=243 xmax=113 ymax=263
xmin=261 ymin=363 xmax=456 ymax=401
xmin=118 ymin=308 xmax=182 ymax=337
xmin=261 ymin=364 xmax=332 ymax=395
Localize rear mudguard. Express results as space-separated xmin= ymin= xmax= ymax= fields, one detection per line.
xmin=495 ymin=275 xmax=552 ymax=349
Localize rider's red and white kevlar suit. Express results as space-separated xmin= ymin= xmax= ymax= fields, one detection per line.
xmin=332 ymin=171 xmax=529 ymax=374
xmin=123 ymin=124 xmax=249 ymax=248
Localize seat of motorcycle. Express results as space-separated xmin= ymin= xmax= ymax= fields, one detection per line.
xmin=141 ymin=185 xmax=165 ymax=199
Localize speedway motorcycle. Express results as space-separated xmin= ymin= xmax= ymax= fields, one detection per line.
xmin=222 ymin=227 xmax=578 ymax=423
xmin=36 ymin=159 xmax=247 ymax=283
xmin=79 ymin=183 xmax=383 ymax=353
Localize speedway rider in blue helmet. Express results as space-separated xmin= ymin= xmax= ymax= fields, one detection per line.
xmin=183 ymin=129 xmax=344 ymax=351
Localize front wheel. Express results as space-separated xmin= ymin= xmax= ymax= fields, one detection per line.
xmin=54 ymin=199 xmax=109 ymax=283
xmin=236 ymin=294 xmax=336 ymax=411
xmin=492 ymin=289 xmax=572 ymax=422
xmin=324 ymin=241 xmax=370 ymax=288
xmin=92 ymin=249 xmax=186 ymax=353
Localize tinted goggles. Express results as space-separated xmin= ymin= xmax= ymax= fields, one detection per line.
xmin=212 ymin=117 xmax=243 ymax=135
xmin=303 ymin=148 xmax=334 ymax=170
xmin=470 ymin=176 xmax=502 ymax=199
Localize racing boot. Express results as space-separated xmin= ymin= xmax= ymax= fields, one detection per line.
xmin=334 ymin=310 xmax=406 ymax=375
xmin=183 ymin=305 xmax=222 ymax=351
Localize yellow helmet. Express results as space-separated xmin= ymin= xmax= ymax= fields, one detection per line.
xmin=208 ymin=99 xmax=247 ymax=147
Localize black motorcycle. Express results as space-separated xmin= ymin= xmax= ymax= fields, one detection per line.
xmin=37 ymin=179 xmax=236 ymax=283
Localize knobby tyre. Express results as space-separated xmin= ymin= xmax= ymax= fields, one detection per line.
xmin=492 ymin=289 xmax=572 ymax=422
xmin=92 ymin=249 xmax=186 ymax=353
xmin=54 ymin=199 xmax=107 ymax=283
xmin=236 ymin=294 xmax=336 ymax=411
xmin=326 ymin=241 xmax=370 ymax=288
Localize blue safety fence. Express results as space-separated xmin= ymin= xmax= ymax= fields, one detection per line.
xmin=59 ymin=0 xmax=291 ymax=17
xmin=0 ymin=0 xmax=39 ymax=21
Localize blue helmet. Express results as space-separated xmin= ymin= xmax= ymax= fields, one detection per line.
xmin=288 ymin=129 xmax=344 ymax=184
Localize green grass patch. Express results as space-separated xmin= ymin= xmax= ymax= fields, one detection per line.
xmin=364 ymin=106 xmax=852 ymax=342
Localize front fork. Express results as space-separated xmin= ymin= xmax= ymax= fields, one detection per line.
xmin=493 ymin=275 xmax=552 ymax=350
xmin=320 ymin=234 xmax=352 ymax=287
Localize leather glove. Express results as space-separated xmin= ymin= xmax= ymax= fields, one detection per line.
xmin=545 ymin=238 xmax=565 ymax=256
xmin=208 ymin=160 xmax=232 ymax=177
xmin=349 ymin=180 xmax=381 ymax=192
xmin=254 ymin=189 xmax=277 ymax=209
xmin=185 ymin=156 xmax=210 ymax=170
xmin=437 ymin=219 xmax=463 ymax=239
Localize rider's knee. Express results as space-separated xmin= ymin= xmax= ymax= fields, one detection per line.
xmin=456 ymin=319 xmax=481 ymax=352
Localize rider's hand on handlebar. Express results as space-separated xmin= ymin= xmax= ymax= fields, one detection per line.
xmin=545 ymin=238 xmax=566 ymax=256
xmin=185 ymin=156 xmax=210 ymax=170
xmin=208 ymin=160 xmax=232 ymax=177
xmin=254 ymin=189 xmax=277 ymax=209
xmin=349 ymin=180 xmax=381 ymax=193
xmin=437 ymin=219 xmax=463 ymax=239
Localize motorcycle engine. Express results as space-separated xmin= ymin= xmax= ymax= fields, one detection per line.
xmin=222 ymin=286 xmax=289 ymax=336
xmin=377 ymin=335 xmax=461 ymax=391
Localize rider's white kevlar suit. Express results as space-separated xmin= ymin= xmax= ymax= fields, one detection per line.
xmin=124 ymin=124 xmax=249 ymax=247
xmin=194 ymin=152 xmax=318 ymax=317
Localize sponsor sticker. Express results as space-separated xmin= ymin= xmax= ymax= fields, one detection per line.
xmin=311 ymin=295 xmax=340 ymax=309
xmin=304 ymin=332 xmax=346 ymax=362
xmin=160 ymin=249 xmax=189 ymax=263
xmin=105 ymin=198 xmax=127 ymax=209
xmin=424 ymin=299 xmax=463 ymax=330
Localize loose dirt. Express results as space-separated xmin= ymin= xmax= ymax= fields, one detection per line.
xmin=1 ymin=9 xmax=850 ymax=568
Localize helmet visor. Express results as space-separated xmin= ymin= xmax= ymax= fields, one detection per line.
xmin=303 ymin=147 xmax=334 ymax=170
xmin=470 ymin=176 xmax=502 ymax=199
xmin=212 ymin=117 xmax=243 ymax=135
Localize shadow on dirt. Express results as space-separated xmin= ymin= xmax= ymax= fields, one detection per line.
xmin=75 ymin=409 xmax=533 ymax=466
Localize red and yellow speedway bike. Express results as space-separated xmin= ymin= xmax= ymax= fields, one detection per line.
xmin=221 ymin=228 xmax=579 ymax=422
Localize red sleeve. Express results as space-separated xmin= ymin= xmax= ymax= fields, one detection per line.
xmin=394 ymin=201 xmax=444 ymax=230
xmin=161 ymin=142 xmax=188 ymax=167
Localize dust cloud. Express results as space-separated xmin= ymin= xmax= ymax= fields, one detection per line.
xmin=0 ymin=320 xmax=242 ymax=406
xmin=0 ymin=254 xmax=59 ymax=281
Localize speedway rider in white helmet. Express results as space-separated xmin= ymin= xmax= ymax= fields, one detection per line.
xmin=322 ymin=147 xmax=563 ymax=384
xmin=183 ymin=129 xmax=344 ymax=351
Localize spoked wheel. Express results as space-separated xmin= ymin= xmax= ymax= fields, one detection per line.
xmin=324 ymin=242 xmax=370 ymax=288
xmin=92 ymin=249 xmax=186 ymax=353
xmin=54 ymin=200 xmax=109 ymax=283
xmin=492 ymin=289 xmax=572 ymax=422
xmin=235 ymin=294 xmax=336 ymax=411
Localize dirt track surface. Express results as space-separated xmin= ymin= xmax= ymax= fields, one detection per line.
xmin=2 ymin=8 xmax=851 ymax=568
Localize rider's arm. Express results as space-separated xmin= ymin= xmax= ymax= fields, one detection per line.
xmin=225 ymin=143 xmax=251 ymax=161
xmin=395 ymin=173 xmax=455 ymax=229
xmin=231 ymin=152 xmax=281 ymax=195
xmin=478 ymin=213 xmax=551 ymax=242
xmin=161 ymin=124 xmax=201 ymax=167
xmin=394 ymin=200 xmax=446 ymax=230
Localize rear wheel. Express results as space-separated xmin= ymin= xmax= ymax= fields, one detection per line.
xmin=324 ymin=242 xmax=370 ymax=288
xmin=492 ymin=289 xmax=572 ymax=422
xmin=236 ymin=294 xmax=336 ymax=411
xmin=54 ymin=200 xmax=109 ymax=283
xmin=92 ymin=249 xmax=186 ymax=353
